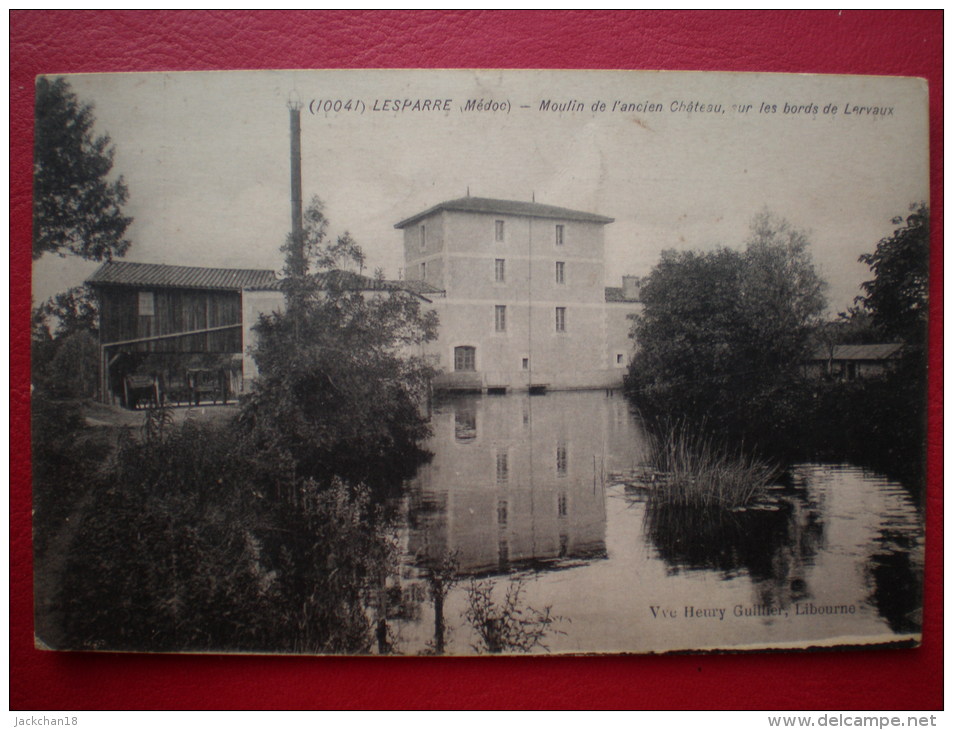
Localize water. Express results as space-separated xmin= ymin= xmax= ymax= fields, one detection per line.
xmin=393 ymin=391 xmax=924 ymax=654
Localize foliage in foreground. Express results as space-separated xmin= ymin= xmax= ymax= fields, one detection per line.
xmin=31 ymin=391 xmax=112 ymax=557
xmin=55 ymin=414 xmax=395 ymax=654
xmin=463 ymin=577 xmax=566 ymax=654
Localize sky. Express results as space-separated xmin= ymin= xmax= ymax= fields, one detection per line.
xmin=32 ymin=69 xmax=929 ymax=315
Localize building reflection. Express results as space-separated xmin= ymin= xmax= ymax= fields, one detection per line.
xmin=407 ymin=392 xmax=642 ymax=576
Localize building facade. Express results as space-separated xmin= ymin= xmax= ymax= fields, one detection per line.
xmin=396 ymin=197 xmax=640 ymax=392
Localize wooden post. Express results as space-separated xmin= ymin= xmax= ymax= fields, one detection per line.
xmin=100 ymin=345 xmax=108 ymax=404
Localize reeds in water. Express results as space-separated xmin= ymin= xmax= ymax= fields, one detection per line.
xmin=648 ymin=423 xmax=777 ymax=509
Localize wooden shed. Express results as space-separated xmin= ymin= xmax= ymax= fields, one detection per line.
xmin=804 ymin=343 xmax=904 ymax=381
xmin=87 ymin=261 xmax=278 ymax=407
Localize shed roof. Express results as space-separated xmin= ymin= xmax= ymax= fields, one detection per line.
xmin=395 ymin=197 xmax=614 ymax=229
xmin=605 ymin=287 xmax=641 ymax=303
xmin=809 ymin=343 xmax=904 ymax=362
xmin=87 ymin=261 xmax=278 ymax=291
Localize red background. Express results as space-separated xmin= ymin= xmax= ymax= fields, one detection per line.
xmin=10 ymin=10 xmax=943 ymax=710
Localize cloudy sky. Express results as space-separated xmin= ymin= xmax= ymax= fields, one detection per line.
xmin=33 ymin=69 xmax=928 ymax=314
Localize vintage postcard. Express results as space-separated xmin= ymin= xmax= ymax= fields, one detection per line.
xmin=31 ymin=69 xmax=928 ymax=655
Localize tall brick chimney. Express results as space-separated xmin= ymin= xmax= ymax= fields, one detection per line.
xmin=289 ymin=99 xmax=303 ymax=240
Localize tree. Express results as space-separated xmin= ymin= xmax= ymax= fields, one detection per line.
xmin=33 ymin=285 xmax=99 ymax=339
xmin=31 ymin=286 xmax=100 ymax=398
xmin=241 ymin=198 xmax=438 ymax=491
xmin=627 ymin=211 xmax=826 ymax=431
xmin=740 ymin=211 xmax=828 ymax=372
xmin=856 ymin=203 xmax=929 ymax=345
xmin=33 ymin=77 xmax=132 ymax=261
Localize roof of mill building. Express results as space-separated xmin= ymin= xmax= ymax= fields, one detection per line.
xmin=394 ymin=197 xmax=615 ymax=229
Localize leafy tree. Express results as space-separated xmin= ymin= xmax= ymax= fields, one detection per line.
xmin=241 ymin=198 xmax=438 ymax=491
xmin=33 ymin=285 xmax=99 ymax=338
xmin=740 ymin=211 xmax=828 ymax=371
xmin=33 ymin=76 xmax=132 ymax=261
xmin=627 ymin=211 xmax=826 ymax=432
xmin=856 ymin=203 xmax=930 ymax=345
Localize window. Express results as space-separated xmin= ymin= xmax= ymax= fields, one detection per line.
xmin=555 ymin=224 xmax=564 ymax=246
xmin=558 ymin=493 xmax=568 ymax=517
xmin=496 ymin=452 xmax=509 ymax=484
xmin=556 ymin=445 xmax=568 ymax=476
xmin=138 ymin=291 xmax=155 ymax=317
xmin=420 ymin=224 xmax=426 ymax=251
xmin=497 ymin=499 xmax=508 ymax=525
xmin=454 ymin=345 xmax=476 ymax=371
xmin=495 ymin=219 xmax=505 ymax=242
xmin=555 ymin=306 xmax=566 ymax=332
xmin=521 ymin=357 xmax=529 ymax=370
xmin=616 ymin=353 xmax=624 ymax=365
xmin=495 ymin=258 xmax=505 ymax=283
xmin=420 ymin=261 xmax=427 ymax=280
xmin=495 ymin=305 xmax=507 ymax=333
xmin=555 ymin=261 xmax=565 ymax=284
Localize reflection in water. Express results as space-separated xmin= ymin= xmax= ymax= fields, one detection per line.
xmin=635 ymin=479 xmax=826 ymax=611
xmin=397 ymin=392 xmax=924 ymax=654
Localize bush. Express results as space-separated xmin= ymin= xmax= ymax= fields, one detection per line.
xmin=31 ymin=390 xmax=111 ymax=556
xmin=463 ymin=576 xmax=565 ymax=654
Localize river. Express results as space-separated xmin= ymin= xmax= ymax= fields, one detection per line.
xmin=391 ymin=390 xmax=923 ymax=655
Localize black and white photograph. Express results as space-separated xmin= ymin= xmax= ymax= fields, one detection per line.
xmin=31 ymin=69 xmax=929 ymax=656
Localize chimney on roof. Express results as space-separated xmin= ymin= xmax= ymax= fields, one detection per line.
xmin=622 ymin=275 xmax=641 ymax=301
